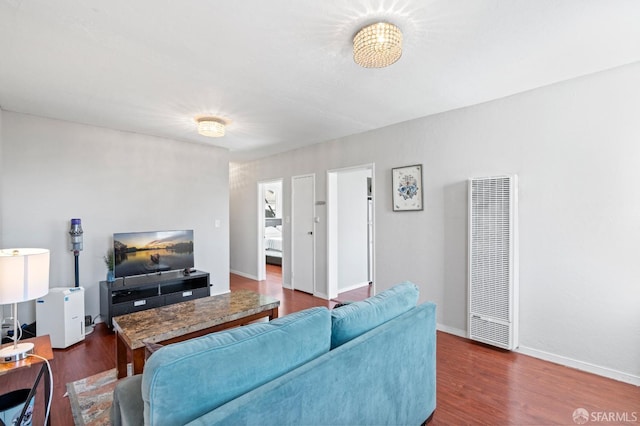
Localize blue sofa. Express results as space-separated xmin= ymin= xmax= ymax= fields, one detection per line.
xmin=111 ymin=282 xmax=436 ymax=426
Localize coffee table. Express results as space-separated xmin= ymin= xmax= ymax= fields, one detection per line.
xmin=112 ymin=290 xmax=280 ymax=379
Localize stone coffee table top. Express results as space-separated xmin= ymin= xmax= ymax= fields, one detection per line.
xmin=112 ymin=290 xmax=280 ymax=350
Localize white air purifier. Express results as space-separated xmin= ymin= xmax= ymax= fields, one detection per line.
xmin=36 ymin=287 xmax=85 ymax=348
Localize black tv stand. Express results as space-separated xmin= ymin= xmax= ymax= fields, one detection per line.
xmin=99 ymin=270 xmax=210 ymax=329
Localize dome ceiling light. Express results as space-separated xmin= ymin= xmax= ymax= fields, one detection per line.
xmin=195 ymin=116 xmax=226 ymax=137
xmin=353 ymin=22 xmax=403 ymax=68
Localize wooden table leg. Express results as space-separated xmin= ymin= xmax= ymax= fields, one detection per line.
xmin=269 ymin=307 xmax=279 ymax=320
xmin=132 ymin=347 xmax=145 ymax=375
xmin=116 ymin=331 xmax=128 ymax=379
xmin=44 ymin=362 xmax=51 ymax=426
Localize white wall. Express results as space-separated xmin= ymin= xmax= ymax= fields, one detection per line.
xmin=337 ymin=169 xmax=370 ymax=291
xmin=0 ymin=108 xmax=3 ymax=244
xmin=229 ymin=62 xmax=640 ymax=384
xmin=1 ymin=112 xmax=230 ymax=324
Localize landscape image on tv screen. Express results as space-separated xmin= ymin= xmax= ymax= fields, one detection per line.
xmin=113 ymin=230 xmax=194 ymax=278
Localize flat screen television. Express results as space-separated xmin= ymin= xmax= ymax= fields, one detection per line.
xmin=113 ymin=230 xmax=194 ymax=278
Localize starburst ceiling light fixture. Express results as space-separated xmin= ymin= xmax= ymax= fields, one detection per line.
xmin=353 ymin=22 xmax=403 ymax=68
xmin=196 ymin=116 xmax=226 ymax=137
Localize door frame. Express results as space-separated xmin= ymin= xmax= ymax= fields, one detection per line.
xmin=327 ymin=163 xmax=375 ymax=299
xmin=257 ymin=179 xmax=283 ymax=282
xmin=291 ymin=173 xmax=316 ymax=294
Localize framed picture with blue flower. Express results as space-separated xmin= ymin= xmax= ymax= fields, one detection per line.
xmin=392 ymin=164 xmax=423 ymax=211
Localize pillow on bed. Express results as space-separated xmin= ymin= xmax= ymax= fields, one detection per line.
xmin=264 ymin=227 xmax=281 ymax=238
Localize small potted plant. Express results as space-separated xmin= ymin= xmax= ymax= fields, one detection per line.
xmin=104 ymin=249 xmax=115 ymax=283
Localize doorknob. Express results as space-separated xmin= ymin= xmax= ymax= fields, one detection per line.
xmin=307 ymin=231 xmax=313 ymax=235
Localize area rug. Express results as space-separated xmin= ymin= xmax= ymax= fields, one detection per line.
xmin=66 ymin=365 xmax=130 ymax=426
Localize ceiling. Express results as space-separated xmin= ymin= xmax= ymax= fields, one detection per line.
xmin=1 ymin=1 xmax=640 ymax=161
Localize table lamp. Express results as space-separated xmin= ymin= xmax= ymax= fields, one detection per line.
xmin=0 ymin=248 xmax=50 ymax=363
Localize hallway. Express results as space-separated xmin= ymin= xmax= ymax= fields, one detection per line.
xmin=231 ymin=264 xmax=371 ymax=316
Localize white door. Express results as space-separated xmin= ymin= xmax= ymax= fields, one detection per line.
xmin=292 ymin=174 xmax=315 ymax=294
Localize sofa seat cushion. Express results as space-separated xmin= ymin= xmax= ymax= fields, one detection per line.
xmin=330 ymin=281 xmax=419 ymax=349
xmin=142 ymin=306 xmax=331 ymax=426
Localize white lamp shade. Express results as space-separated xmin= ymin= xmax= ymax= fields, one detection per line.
xmin=0 ymin=248 xmax=50 ymax=303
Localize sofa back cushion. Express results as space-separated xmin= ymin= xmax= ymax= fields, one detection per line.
xmin=330 ymin=281 xmax=419 ymax=349
xmin=142 ymin=306 xmax=331 ymax=426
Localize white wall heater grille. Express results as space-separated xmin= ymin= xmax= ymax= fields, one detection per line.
xmin=468 ymin=175 xmax=519 ymax=350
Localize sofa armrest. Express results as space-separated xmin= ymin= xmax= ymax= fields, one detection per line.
xmin=111 ymin=374 xmax=144 ymax=426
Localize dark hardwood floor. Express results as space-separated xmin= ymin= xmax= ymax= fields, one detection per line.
xmin=1 ymin=265 xmax=637 ymax=425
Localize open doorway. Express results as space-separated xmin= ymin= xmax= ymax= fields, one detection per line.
xmin=258 ymin=179 xmax=283 ymax=285
xmin=327 ymin=164 xmax=375 ymax=300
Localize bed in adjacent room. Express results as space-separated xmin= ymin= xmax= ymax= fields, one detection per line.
xmin=265 ymin=218 xmax=282 ymax=265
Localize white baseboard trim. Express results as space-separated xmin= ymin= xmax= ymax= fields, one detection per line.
xmin=516 ymin=345 xmax=640 ymax=386
xmin=337 ymin=282 xmax=370 ymax=294
xmin=314 ymin=292 xmax=329 ymax=300
xmin=435 ymin=325 xmax=639 ymax=386
xmin=437 ymin=323 xmax=467 ymax=338
xmin=230 ymin=269 xmax=259 ymax=281
xmin=282 ymin=282 xmax=292 ymax=289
